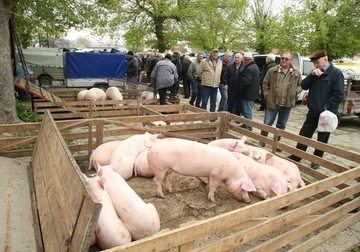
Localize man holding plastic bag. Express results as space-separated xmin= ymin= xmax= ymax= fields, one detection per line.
xmin=288 ymin=50 xmax=344 ymax=169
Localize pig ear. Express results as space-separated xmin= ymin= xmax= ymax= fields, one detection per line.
xmin=271 ymin=183 xmax=283 ymax=196
xmin=241 ymin=178 xmax=257 ymax=192
xmin=232 ymin=141 xmax=238 ymax=147
xmin=266 ymin=153 xmax=273 ymax=160
xmin=97 ymin=178 xmax=106 ymax=188
xmin=94 ymin=160 xmax=102 ymax=175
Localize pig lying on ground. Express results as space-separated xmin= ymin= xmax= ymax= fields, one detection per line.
xmin=95 ymin=160 xmax=161 ymax=240
xmin=85 ymin=87 xmax=107 ymax=101
xmin=243 ymin=145 xmax=305 ymax=189
xmin=84 ymin=174 xmax=131 ymax=249
xmin=77 ymin=90 xmax=88 ymax=101
xmin=231 ymin=152 xmax=293 ymax=199
xmin=106 ymin=87 xmax=123 ymax=101
xmin=110 ymin=132 xmax=159 ymax=180
xmin=147 ymin=138 xmax=256 ymax=203
xmin=207 ymin=136 xmax=249 ymax=154
xmin=134 ymin=148 xmax=154 ymax=177
xmin=88 ymin=140 xmax=122 ymax=170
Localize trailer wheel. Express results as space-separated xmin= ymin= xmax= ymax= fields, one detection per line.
xmin=94 ymin=83 xmax=108 ymax=91
xmin=38 ymin=75 xmax=53 ymax=86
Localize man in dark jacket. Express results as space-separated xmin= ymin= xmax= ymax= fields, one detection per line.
xmin=170 ymin=50 xmax=182 ymax=99
xmin=126 ymin=51 xmax=139 ymax=89
xmin=224 ymin=52 xmax=244 ymax=116
xmin=288 ymin=50 xmax=344 ymax=169
xmin=258 ymin=54 xmax=277 ymax=111
xmin=237 ymin=52 xmax=260 ymax=131
xmin=181 ymin=56 xmax=192 ymax=98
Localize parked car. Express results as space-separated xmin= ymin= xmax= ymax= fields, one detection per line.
xmin=15 ymin=62 xmax=36 ymax=101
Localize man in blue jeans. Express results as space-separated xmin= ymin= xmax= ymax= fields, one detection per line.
xmin=198 ymin=48 xmax=222 ymax=112
xmin=218 ymin=51 xmax=232 ymax=111
xmin=259 ymin=51 xmax=302 ymax=147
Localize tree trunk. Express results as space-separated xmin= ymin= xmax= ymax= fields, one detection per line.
xmin=0 ymin=0 xmax=20 ymax=124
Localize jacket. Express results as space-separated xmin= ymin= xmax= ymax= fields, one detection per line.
xmin=127 ymin=57 xmax=138 ymax=77
xmin=223 ymin=62 xmax=245 ymax=91
xmin=263 ymin=65 xmax=302 ymax=110
xmin=197 ymin=57 xmax=222 ymax=88
xmin=187 ymin=61 xmax=201 ymax=81
xmin=150 ymin=58 xmax=178 ymax=90
xmin=237 ymin=61 xmax=260 ymax=101
xmin=302 ymin=63 xmax=344 ymax=114
xmin=259 ymin=61 xmax=277 ymax=85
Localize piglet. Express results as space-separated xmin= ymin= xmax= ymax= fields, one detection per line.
xmin=231 ymin=152 xmax=292 ymax=199
xmin=207 ymin=136 xmax=249 ymax=154
xmin=85 ymin=87 xmax=107 ymax=101
xmin=134 ymin=149 xmax=154 ymax=177
xmin=84 ymin=174 xmax=131 ymax=248
xmin=88 ymin=140 xmax=122 ymax=170
xmin=106 ymin=87 xmax=123 ymax=101
xmin=147 ymin=138 xmax=256 ymax=203
xmin=95 ymin=160 xmax=161 ymax=240
xmin=77 ymin=90 xmax=88 ymax=101
xmin=109 ymin=132 xmax=159 ymax=180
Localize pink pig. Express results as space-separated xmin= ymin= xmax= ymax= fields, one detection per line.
xmin=231 ymin=152 xmax=292 ymax=199
xmin=242 ymin=145 xmax=306 ymax=189
xmin=134 ymin=149 xmax=154 ymax=177
xmin=85 ymin=87 xmax=107 ymax=101
xmin=263 ymin=154 xmax=306 ymax=189
xmin=88 ymin=140 xmax=123 ymax=170
xmin=207 ymin=136 xmax=249 ymax=154
xmin=95 ymin=160 xmax=161 ymax=240
xmin=147 ymin=138 xmax=256 ymax=203
xmin=77 ymin=90 xmax=88 ymax=101
xmin=84 ymin=174 xmax=131 ymax=248
xmin=106 ymin=87 xmax=123 ymax=101
xmin=109 ymin=133 xmax=159 ymax=180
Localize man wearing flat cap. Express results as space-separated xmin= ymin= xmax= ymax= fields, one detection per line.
xmin=288 ymin=50 xmax=344 ymax=169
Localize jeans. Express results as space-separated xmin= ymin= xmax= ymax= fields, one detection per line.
xmin=261 ymin=106 xmax=291 ymax=138
xmin=157 ymin=87 xmax=169 ymax=105
xmin=218 ymin=83 xmax=228 ymax=111
xmin=201 ymin=86 xmax=218 ymax=112
xmin=227 ymin=90 xmax=243 ymax=116
xmin=190 ymin=80 xmax=202 ymax=107
xmin=128 ymin=76 xmax=138 ymax=89
xmin=242 ymin=100 xmax=254 ymax=120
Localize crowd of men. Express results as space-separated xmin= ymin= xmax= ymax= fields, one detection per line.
xmin=126 ymin=48 xmax=345 ymax=170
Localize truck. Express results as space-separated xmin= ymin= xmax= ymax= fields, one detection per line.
xmin=22 ymin=48 xmax=64 ymax=86
xmin=21 ymin=48 xmax=127 ymax=89
xmin=332 ymin=62 xmax=360 ymax=119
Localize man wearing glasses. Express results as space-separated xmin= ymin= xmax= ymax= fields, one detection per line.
xmin=259 ymin=51 xmax=302 ymax=148
xmin=288 ymin=50 xmax=344 ymax=169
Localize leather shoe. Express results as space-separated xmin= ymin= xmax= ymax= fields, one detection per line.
xmin=189 ymin=101 xmax=194 ymax=106
xmin=309 ymin=163 xmax=319 ymax=170
xmin=259 ymin=142 xmax=265 ymax=147
xmin=239 ymin=124 xmax=247 ymax=128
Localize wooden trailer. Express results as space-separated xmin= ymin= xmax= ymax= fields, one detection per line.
xmin=0 ymin=110 xmax=360 ymax=251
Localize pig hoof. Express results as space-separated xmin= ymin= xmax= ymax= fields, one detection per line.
xmin=157 ymin=193 xmax=165 ymax=198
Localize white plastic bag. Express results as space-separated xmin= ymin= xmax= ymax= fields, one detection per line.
xmin=317 ymin=110 xmax=338 ymax=132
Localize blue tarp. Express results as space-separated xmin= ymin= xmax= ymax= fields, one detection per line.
xmin=64 ymin=51 xmax=127 ymax=78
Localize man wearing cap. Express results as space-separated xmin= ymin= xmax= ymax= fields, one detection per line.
xmin=258 ymin=54 xmax=277 ymax=111
xmin=126 ymin=50 xmax=139 ymax=89
xmin=288 ymin=50 xmax=344 ymax=169
xmin=237 ymin=52 xmax=260 ymax=131
xmin=259 ymin=51 xmax=302 ymax=148
xmin=197 ymin=48 xmax=222 ymax=112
